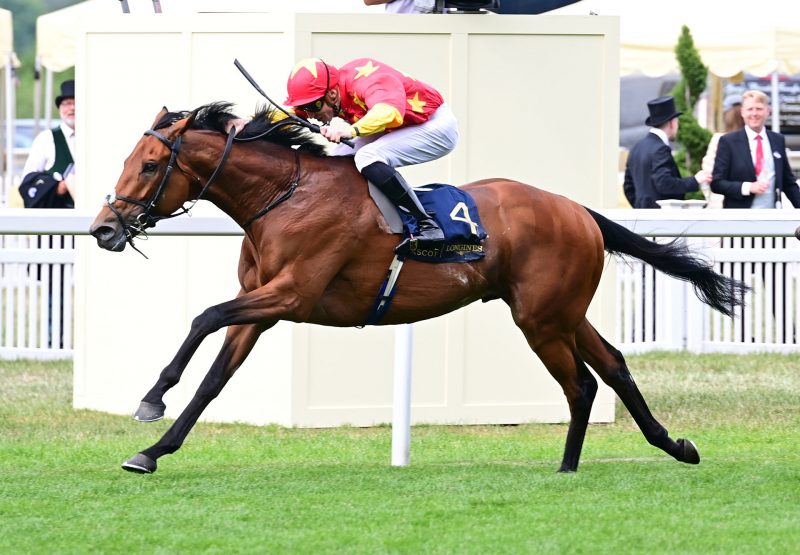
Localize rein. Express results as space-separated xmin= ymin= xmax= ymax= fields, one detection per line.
xmin=242 ymin=148 xmax=300 ymax=229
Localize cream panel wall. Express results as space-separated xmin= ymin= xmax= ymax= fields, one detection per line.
xmin=74 ymin=13 xmax=619 ymax=428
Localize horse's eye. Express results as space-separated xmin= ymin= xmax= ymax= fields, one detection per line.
xmin=142 ymin=162 xmax=158 ymax=174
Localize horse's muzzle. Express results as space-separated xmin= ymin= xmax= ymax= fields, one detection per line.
xmin=89 ymin=218 xmax=127 ymax=252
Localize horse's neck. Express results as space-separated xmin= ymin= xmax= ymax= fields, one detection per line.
xmin=195 ymin=139 xmax=303 ymax=227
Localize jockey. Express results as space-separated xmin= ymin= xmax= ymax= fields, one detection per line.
xmin=284 ymin=57 xmax=460 ymax=242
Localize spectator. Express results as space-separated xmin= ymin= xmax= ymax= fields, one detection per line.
xmin=711 ymin=89 xmax=800 ymax=209
xmin=17 ymin=79 xmax=76 ymax=349
xmin=701 ymin=93 xmax=745 ymax=208
xmin=19 ymin=79 xmax=76 ymax=209
xmin=623 ymin=96 xmax=710 ymax=208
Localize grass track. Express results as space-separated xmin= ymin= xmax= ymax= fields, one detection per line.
xmin=1 ymin=353 xmax=799 ymax=554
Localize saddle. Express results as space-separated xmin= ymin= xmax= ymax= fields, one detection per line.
xmin=364 ymin=183 xmax=488 ymax=325
xmin=368 ymin=182 xmax=487 ymax=263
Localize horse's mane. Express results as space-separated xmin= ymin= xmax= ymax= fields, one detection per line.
xmin=154 ymin=101 xmax=328 ymax=157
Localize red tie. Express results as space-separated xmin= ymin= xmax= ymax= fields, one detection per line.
xmin=755 ymin=135 xmax=764 ymax=177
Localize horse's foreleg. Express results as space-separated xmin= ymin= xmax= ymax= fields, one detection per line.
xmin=575 ymin=319 xmax=700 ymax=465
xmin=134 ymin=289 xmax=250 ymax=422
xmin=122 ymin=321 xmax=267 ymax=474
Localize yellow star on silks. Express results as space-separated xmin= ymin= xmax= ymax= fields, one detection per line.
xmin=354 ymin=60 xmax=380 ymax=80
xmin=407 ymin=92 xmax=426 ymax=113
xmin=291 ymin=58 xmax=319 ymax=79
xmin=352 ymin=92 xmax=367 ymax=111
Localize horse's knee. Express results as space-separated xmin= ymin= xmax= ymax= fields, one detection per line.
xmin=191 ymin=306 xmax=224 ymax=335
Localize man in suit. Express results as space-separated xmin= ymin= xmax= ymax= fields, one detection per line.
xmin=711 ymin=89 xmax=800 ymax=208
xmin=623 ymin=96 xmax=711 ymax=208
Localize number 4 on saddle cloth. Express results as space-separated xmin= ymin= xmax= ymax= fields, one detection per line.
xmin=377 ymin=183 xmax=488 ymax=263
xmin=364 ymin=183 xmax=488 ymax=325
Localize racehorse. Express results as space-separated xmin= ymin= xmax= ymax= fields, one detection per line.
xmin=90 ymin=103 xmax=747 ymax=474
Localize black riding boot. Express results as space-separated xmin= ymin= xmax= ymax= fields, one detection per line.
xmin=361 ymin=161 xmax=445 ymax=242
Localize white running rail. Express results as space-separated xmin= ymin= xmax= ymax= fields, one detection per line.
xmin=1 ymin=209 xmax=798 ymax=358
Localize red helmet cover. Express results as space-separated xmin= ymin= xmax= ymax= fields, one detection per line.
xmin=284 ymin=58 xmax=339 ymax=106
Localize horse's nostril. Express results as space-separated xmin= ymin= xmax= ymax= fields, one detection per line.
xmin=91 ymin=225 xmax=116 ymax=241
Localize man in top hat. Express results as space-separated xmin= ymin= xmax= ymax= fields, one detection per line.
xmin=20 ymin=79 xmax=76 ymax=208
xmin=623 ymin=95 xmax=711 ymax=208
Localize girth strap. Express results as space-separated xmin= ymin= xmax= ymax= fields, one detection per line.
xmin=365 ymin=254 xmax=407 ymax=326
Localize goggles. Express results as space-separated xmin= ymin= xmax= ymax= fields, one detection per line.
xmin=298 ymin=97 xmax=325 ymax=113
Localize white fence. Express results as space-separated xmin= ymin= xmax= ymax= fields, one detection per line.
xmin=0 ymin=233 xmax=75 ymax=359
xmin=1 ymin=209 xmax=798 ymax=358
xmin=617 ymin=236 xmax=800 ymax=353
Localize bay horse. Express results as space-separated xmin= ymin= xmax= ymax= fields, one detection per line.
xmin=90 ymin=103 xmax=746 ymax=474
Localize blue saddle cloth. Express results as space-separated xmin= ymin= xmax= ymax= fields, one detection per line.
xmin=396 ymin=184 xmax=487 ymax=263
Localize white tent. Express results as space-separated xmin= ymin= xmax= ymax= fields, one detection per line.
xmin=34 ymin=0 xmax=381 ymax=122
xmin=36 ymin=0 xmax=381 ymax=72
xmin=551 ymin=0 xmax=800 ymax=131
xmin=551 ymin=0 xmax=800 ymax=77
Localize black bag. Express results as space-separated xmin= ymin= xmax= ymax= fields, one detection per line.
xmin=18 ymin=171 xmax=74 ymax=208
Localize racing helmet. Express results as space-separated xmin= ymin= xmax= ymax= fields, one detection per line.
xmin=284 ymin=58 xmax=339 ymax=108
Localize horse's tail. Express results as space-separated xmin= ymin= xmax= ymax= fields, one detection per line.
xmin=584 ymin=207 xmax=748 ymax=317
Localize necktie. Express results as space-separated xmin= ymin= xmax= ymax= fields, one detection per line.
xmin=755 ymin=135 xmax=764 ymax=177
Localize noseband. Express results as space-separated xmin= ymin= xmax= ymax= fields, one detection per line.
xmin=105 ymin=127 xmax=236 ymax=257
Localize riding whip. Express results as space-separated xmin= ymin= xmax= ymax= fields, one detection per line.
xmin=233 ymin=59 xmax=355 ymax=148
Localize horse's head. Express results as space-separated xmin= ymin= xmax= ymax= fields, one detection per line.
xmin=90 ymin=107 xmax=198 ymax=253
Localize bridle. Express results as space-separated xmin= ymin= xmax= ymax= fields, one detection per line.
xmin=105 ymin=127 xmax=235 ymax=257
xmin=106 ymin=121 xmax=301 ymax=257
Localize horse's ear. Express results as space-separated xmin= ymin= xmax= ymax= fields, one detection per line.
xmin=150 ymin=107 xmax=169 ymax=129
xmin=176 ymin=109 xmax=198 ymax=137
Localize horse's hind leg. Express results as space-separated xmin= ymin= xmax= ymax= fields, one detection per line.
xmin=519 ymin=326 xmax=598 ymax=472
xmin=122 ymin=322 xmax=267 ymax=474
xmin=576 ymin=319 xmax=700 ymax=465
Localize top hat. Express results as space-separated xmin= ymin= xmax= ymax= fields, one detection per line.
xmin=55 ymin=80 xmax=75 ymax=108
xmin=645 ymin=96 xmax=682 ymax=127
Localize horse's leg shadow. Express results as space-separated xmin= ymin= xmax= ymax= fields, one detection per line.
xmin=122 ymin=320 xmax=268 ymax=474
xmin=576 ymin=319 xmax=700 ymax=465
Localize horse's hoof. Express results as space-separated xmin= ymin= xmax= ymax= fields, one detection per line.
xmin=676 ymin=438 xmax=700 ymax=465
xmin=121 ymin=453 xmax=157 ymax=474
xmin=557 ymin=463 xmax=578 ymax=473
xmin=133 ymin=401 xmax=165 ymax=422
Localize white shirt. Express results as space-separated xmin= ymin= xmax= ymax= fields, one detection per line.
xmin=22 ymin=122 xmax=76 ymax=176
xmin=648 ymin=127 xmax=670 ymax=146
xmin=385 ymin=0 xmax=418 ymax=13
xmin=744 ymin=126 xmax=773 ymax=175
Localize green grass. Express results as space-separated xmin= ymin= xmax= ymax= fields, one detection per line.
xmin=1 ymin=353 xmax=799 ymax=554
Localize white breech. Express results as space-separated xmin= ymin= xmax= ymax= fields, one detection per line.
xmin=329 ymin=103 xmax=459 ymax=171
